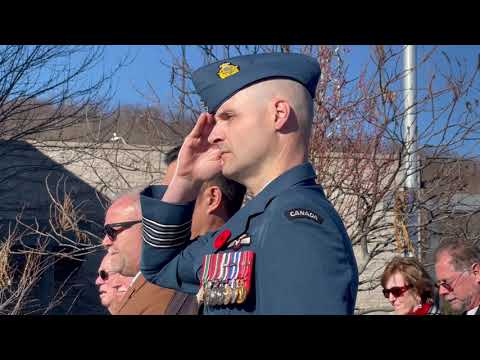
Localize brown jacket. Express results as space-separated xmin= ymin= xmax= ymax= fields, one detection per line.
xmin=112 ymin=273 xmax=198 ymax=315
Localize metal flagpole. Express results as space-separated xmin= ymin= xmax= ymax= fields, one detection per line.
xmin=403 ymin=45 xmax=420 ymax=259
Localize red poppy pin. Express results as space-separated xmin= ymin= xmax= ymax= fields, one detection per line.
xmin=214 ymin=229 xmax=231 ymax=250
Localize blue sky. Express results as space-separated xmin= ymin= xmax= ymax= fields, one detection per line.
xmin=101 ymin=45 xmax=370 ymax=106
xmin=101 ymin=45 xmax=479 ymax=105
xmin=96 ymin=45 xmax=480 ymax=156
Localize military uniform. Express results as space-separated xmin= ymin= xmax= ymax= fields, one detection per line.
xmin=140 ymin=52 xmax=359 ymax=314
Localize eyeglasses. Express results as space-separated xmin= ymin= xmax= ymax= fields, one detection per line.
xmin=104 ymin=220 xmax=141 ymax=241
xmin=435 ymin=270 xmax=467 ymax=292
xmin=382 ymin=285 xmax=412 ymax=298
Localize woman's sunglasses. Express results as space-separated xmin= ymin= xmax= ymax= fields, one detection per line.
xmin=104 ymin=220 xmax=141 ymax=241
xmin=382 ymin=285 xmax=412 ymax=298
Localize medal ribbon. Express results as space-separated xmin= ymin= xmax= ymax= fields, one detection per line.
xmin=230 ymin=251 xmax=240 ymax=288
xmin=222 ymin=252 xmax=231 ymax=284
xmin=200 ymin=254 xmax=210 ymax=287
xmin=217 ymin=253 xmax=226 ymax=283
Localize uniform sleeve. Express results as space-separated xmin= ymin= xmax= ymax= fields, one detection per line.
xmin=140 ymin=185 xmax=211 ymax=294
xmin=258 ymin=195 xmax=358 ymax=315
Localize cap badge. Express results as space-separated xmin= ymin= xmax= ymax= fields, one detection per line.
xmin=217 ymin=62 xmax=240 ymax=80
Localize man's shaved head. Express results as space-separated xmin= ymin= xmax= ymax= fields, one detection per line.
xmin=245 ymin=79 xmax=314 ymax=144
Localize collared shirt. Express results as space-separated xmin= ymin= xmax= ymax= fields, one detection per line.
xmin=140 ymin=162 xmax=359 ymax=314
xmin=130 ymin=271 xmax=142 ymax=287
xmin=467 ymin=306 xmax=479 ymax=315
xmin=255 ymin=178 xmax=274 ymax=196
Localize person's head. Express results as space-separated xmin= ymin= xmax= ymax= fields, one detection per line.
xmin=434 ymin=239 xmax=480 ymax=313
xmin=162 ymin=144 xmax=181 ymax=185
xmin=192 ymin=53 xmax=320 ymax=194
xmin=102 ymin=192 xmax=142 ymax=277
xmin=191 ymin=174 xmax=246 ymax=238
xmin=95 ymin=253 xmax=132 ymax=313
xmin=208 ymin=79 xmax=313 ymax=190
xmin=381 ymin=256 xmax=435 ymax=315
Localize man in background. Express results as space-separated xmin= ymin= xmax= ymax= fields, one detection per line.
xmin=435 ymin=239 xmax=480 ymax=315
xmin=100 ymin=145 xmax=245 ymax=314
xmin=95 ymin=253 xmax=132 ymax=314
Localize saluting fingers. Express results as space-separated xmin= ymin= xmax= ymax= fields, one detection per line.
xmin=189 ymin=112 xmax=213 ymax=139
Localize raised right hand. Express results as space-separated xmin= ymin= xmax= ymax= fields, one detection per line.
xmin=162 ymin=112 xmax=222 ymax=203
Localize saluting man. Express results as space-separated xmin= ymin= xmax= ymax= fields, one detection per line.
xmin=140 ymin=52 xmax=358 ymax=314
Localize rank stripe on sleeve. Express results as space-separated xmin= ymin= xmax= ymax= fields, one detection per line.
xmin=141 ymin=217 xmax=191 ymax=247
xmin=142 ymin=217 xmax=192 ymax=230
xmin=142 ymin=236 xmax=188 ymax=248
xmin=143 ymin=224 xmax=191 ymax=240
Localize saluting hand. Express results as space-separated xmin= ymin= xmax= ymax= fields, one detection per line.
xmin=162 ymin=112 xmax=222 ymax=203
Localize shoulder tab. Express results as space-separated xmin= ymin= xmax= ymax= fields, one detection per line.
xmin=284 ymin=208 xmax=324 ymax=225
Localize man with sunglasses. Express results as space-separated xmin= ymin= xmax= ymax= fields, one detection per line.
xmin=101 ymin=148 xmax=246 ymax=314
xmin=95 ymin=253 xmax=133 ymax=314
xmin=434 ymin=239 xmax=480 ymax=315
xmin=101 ymin=192 xmax=180 ymax=314
xmin=102 ymin=191 xmax=200 ymax=314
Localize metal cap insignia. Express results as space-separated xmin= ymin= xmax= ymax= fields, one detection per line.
xmin=217 ymin=62 xmax=240 ymax=80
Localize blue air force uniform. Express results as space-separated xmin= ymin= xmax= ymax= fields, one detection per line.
xmin=140 ymin=53 xmax=359 ymax=314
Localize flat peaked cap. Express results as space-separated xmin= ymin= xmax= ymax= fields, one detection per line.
xmin=192 ymin=52 xmax=321 ymax=114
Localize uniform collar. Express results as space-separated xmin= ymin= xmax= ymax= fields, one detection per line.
xmin=211 ymin=162 xmax=319 ymax=251
xmin=248 ymin=162 xmax=319 ymax=211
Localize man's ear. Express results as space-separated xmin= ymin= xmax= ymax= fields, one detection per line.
xmin=472 ymin=263 xmax=480 ymax=283
xmin=206 ymin=186 xmax=223 ymax=215
xmin=273 ymin=99 xmax=291 ymax=131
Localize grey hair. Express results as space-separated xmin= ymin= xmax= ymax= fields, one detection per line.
xmin=434 ymin=239 xmax=480 ymax=271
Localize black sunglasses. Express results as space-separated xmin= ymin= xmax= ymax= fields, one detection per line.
xmin=382 ymin=285 xmax=412 ymax=298
xmin=104 ymin=220 xmax=142 ymax=241
xmin=98 ymin=269 xmax=110 ymax=281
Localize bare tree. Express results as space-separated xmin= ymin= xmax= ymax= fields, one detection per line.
xmin=0 ymin=46 xmax=126 ymax=142
xmin=15 ymin=175 xmax=104 ymax=260
xmin=0 ymin=46 xmax=129 ymax=314
xmin=158 ymin=45 xmax=480 ymax=314
xmin=0 ymin=46 xmax=130 ymax=219
xmin=0 ymin=175 xmax=106 ymax=314
xmin=60 ymin=104 xmax=189 ymax=198
xmin=0 ymin=214 xmax=71 ymax=314
xmin=4 ymin=45 xmax=479 ymax=314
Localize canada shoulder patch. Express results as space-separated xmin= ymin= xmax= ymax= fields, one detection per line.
xmin=285 ymin=208 xmax=324 ymax=225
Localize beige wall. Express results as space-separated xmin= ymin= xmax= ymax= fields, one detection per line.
xmin=4 ymin=141 xmax=478 ymax=314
